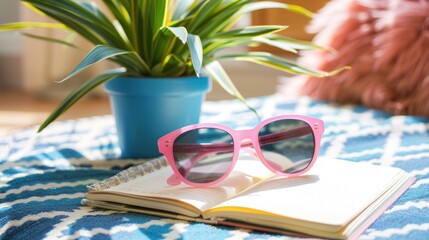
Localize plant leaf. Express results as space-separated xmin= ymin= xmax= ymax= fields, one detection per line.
xmin=187 ymin=34 xmax=203 ymax=77
xmin=27 ymin=0 xmax=126 ymax=47
xmin=22 ymin=32 xmax=78 ymax=48
xmin=239 ymin=1 xmax=313 ymax=18
xmin=266 ymin=35 xmax=333 ymax=52
xmin=152 ymin=54 xmax=175 ymax=76
xmin=186 ymin=0 xmax=222 ymax=32
xmin=204 ymin=61 xmax=259 ymax=119
xmin=204 ymin=61 xmax=242 ymax=98
xmin=166 ymin=26 xmax=188 ymax=44
xmin=102 ymin=0 xmax=132 ymax=41
xmin=38 ymin=68 xmax=126 ymax=132
xmin=197 ymin=0 xmax=253 ymax=37
xmin=149 ymin=0 xmax=169 ymax=32
xmin=218 ymin=52 xmax=350 ymax=77
xmin=214 ymin=25 xmax=287 ymax=38
xmin=141 ymin=0 xmax=169 ymax=63
xmin=115 ymin=53 xmax=151 ymax=75
xmin=153 ymin=54 xmax=186 ymax=77
xmin=127 ymin=0 xmax=141 ymax=51
xmin=171 ymin=0 xmax=194 ymax=21
xmin=252 ymin=36 xmax=296 ymax=53
xmin=22 ymin=2 xmax=46 ymax=16
xmin=79 ymin=2 xmax=100 ymax=16
xmin=57 ymin=45 xmax=136 ymax=83
xmin=65 ymin=31 xmax=77 ymax=44
xmin=0 ymin=22 xmax=66 ymax=31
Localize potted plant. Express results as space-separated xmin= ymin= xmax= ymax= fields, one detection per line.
xmin=1 ymin=0 xmax=341 ymax=158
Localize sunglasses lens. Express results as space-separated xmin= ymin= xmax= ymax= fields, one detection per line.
xmin=173 ymin=128 xmax=234 ymax=184
xmin=258 ymin=119 xmax=315 ymax=174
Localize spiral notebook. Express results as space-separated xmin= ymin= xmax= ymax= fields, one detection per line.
xmin=82 ymin=155 xmax=414 ymax=240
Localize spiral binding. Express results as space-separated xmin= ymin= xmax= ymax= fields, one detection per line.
xmin=87 ymin=156 xmax=168 ymax=192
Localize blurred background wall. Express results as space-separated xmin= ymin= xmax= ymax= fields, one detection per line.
xmin=0 ymin=0 xmax=22 ymax=90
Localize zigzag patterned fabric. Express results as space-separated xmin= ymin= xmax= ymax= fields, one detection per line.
xmin=1 ymin=95 xmax=428 ymax=239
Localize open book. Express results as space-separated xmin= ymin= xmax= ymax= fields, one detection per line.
xmin=82 ymin=154 xmax=414 ymax=240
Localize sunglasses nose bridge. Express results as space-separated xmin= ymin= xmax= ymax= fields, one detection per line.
xmin=236 ymin=129 xmax=257 ymax=149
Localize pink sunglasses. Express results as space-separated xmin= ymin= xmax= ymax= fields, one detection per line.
xmin=158 ymin=115 xmax=324 ymax=187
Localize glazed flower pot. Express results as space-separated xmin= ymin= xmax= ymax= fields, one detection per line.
xmin=104 ymin=76 xmax=211 ymax=159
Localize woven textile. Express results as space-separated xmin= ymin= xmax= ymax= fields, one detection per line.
xmin=1 ymin=95 xmax=428 ymax=239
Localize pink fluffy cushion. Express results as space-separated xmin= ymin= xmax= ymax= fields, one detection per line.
xmin=297 ymin=0 xmax=429 ymax=116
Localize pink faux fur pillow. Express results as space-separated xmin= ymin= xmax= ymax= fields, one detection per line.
xmin=296 ymin=0 xmax=429 ymax=116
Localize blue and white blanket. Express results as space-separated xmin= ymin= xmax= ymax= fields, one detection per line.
xmin=1 ymin=95 xmax=428 ymax=239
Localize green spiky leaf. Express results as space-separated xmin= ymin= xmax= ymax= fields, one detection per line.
xmin=38 ymin=68 xmax=126 ymax=132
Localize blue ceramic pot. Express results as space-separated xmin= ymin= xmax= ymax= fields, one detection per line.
xmin=104 ymin=76 xmax=211 ymax=159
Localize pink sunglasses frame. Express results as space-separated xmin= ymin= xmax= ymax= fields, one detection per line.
xmin=158 ymin=115 xmax=324 ymax=187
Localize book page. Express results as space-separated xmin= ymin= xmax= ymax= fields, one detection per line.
xmin=90 ymin=153 xmax=274 ymax=213
xmin=204 ymin=158 xmax=405 ymax=231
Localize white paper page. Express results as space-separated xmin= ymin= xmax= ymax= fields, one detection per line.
xmin=103 ymin=153 xmax=273 ymax=211
xmin=209 ymin=158 xmax=403 ymax=227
